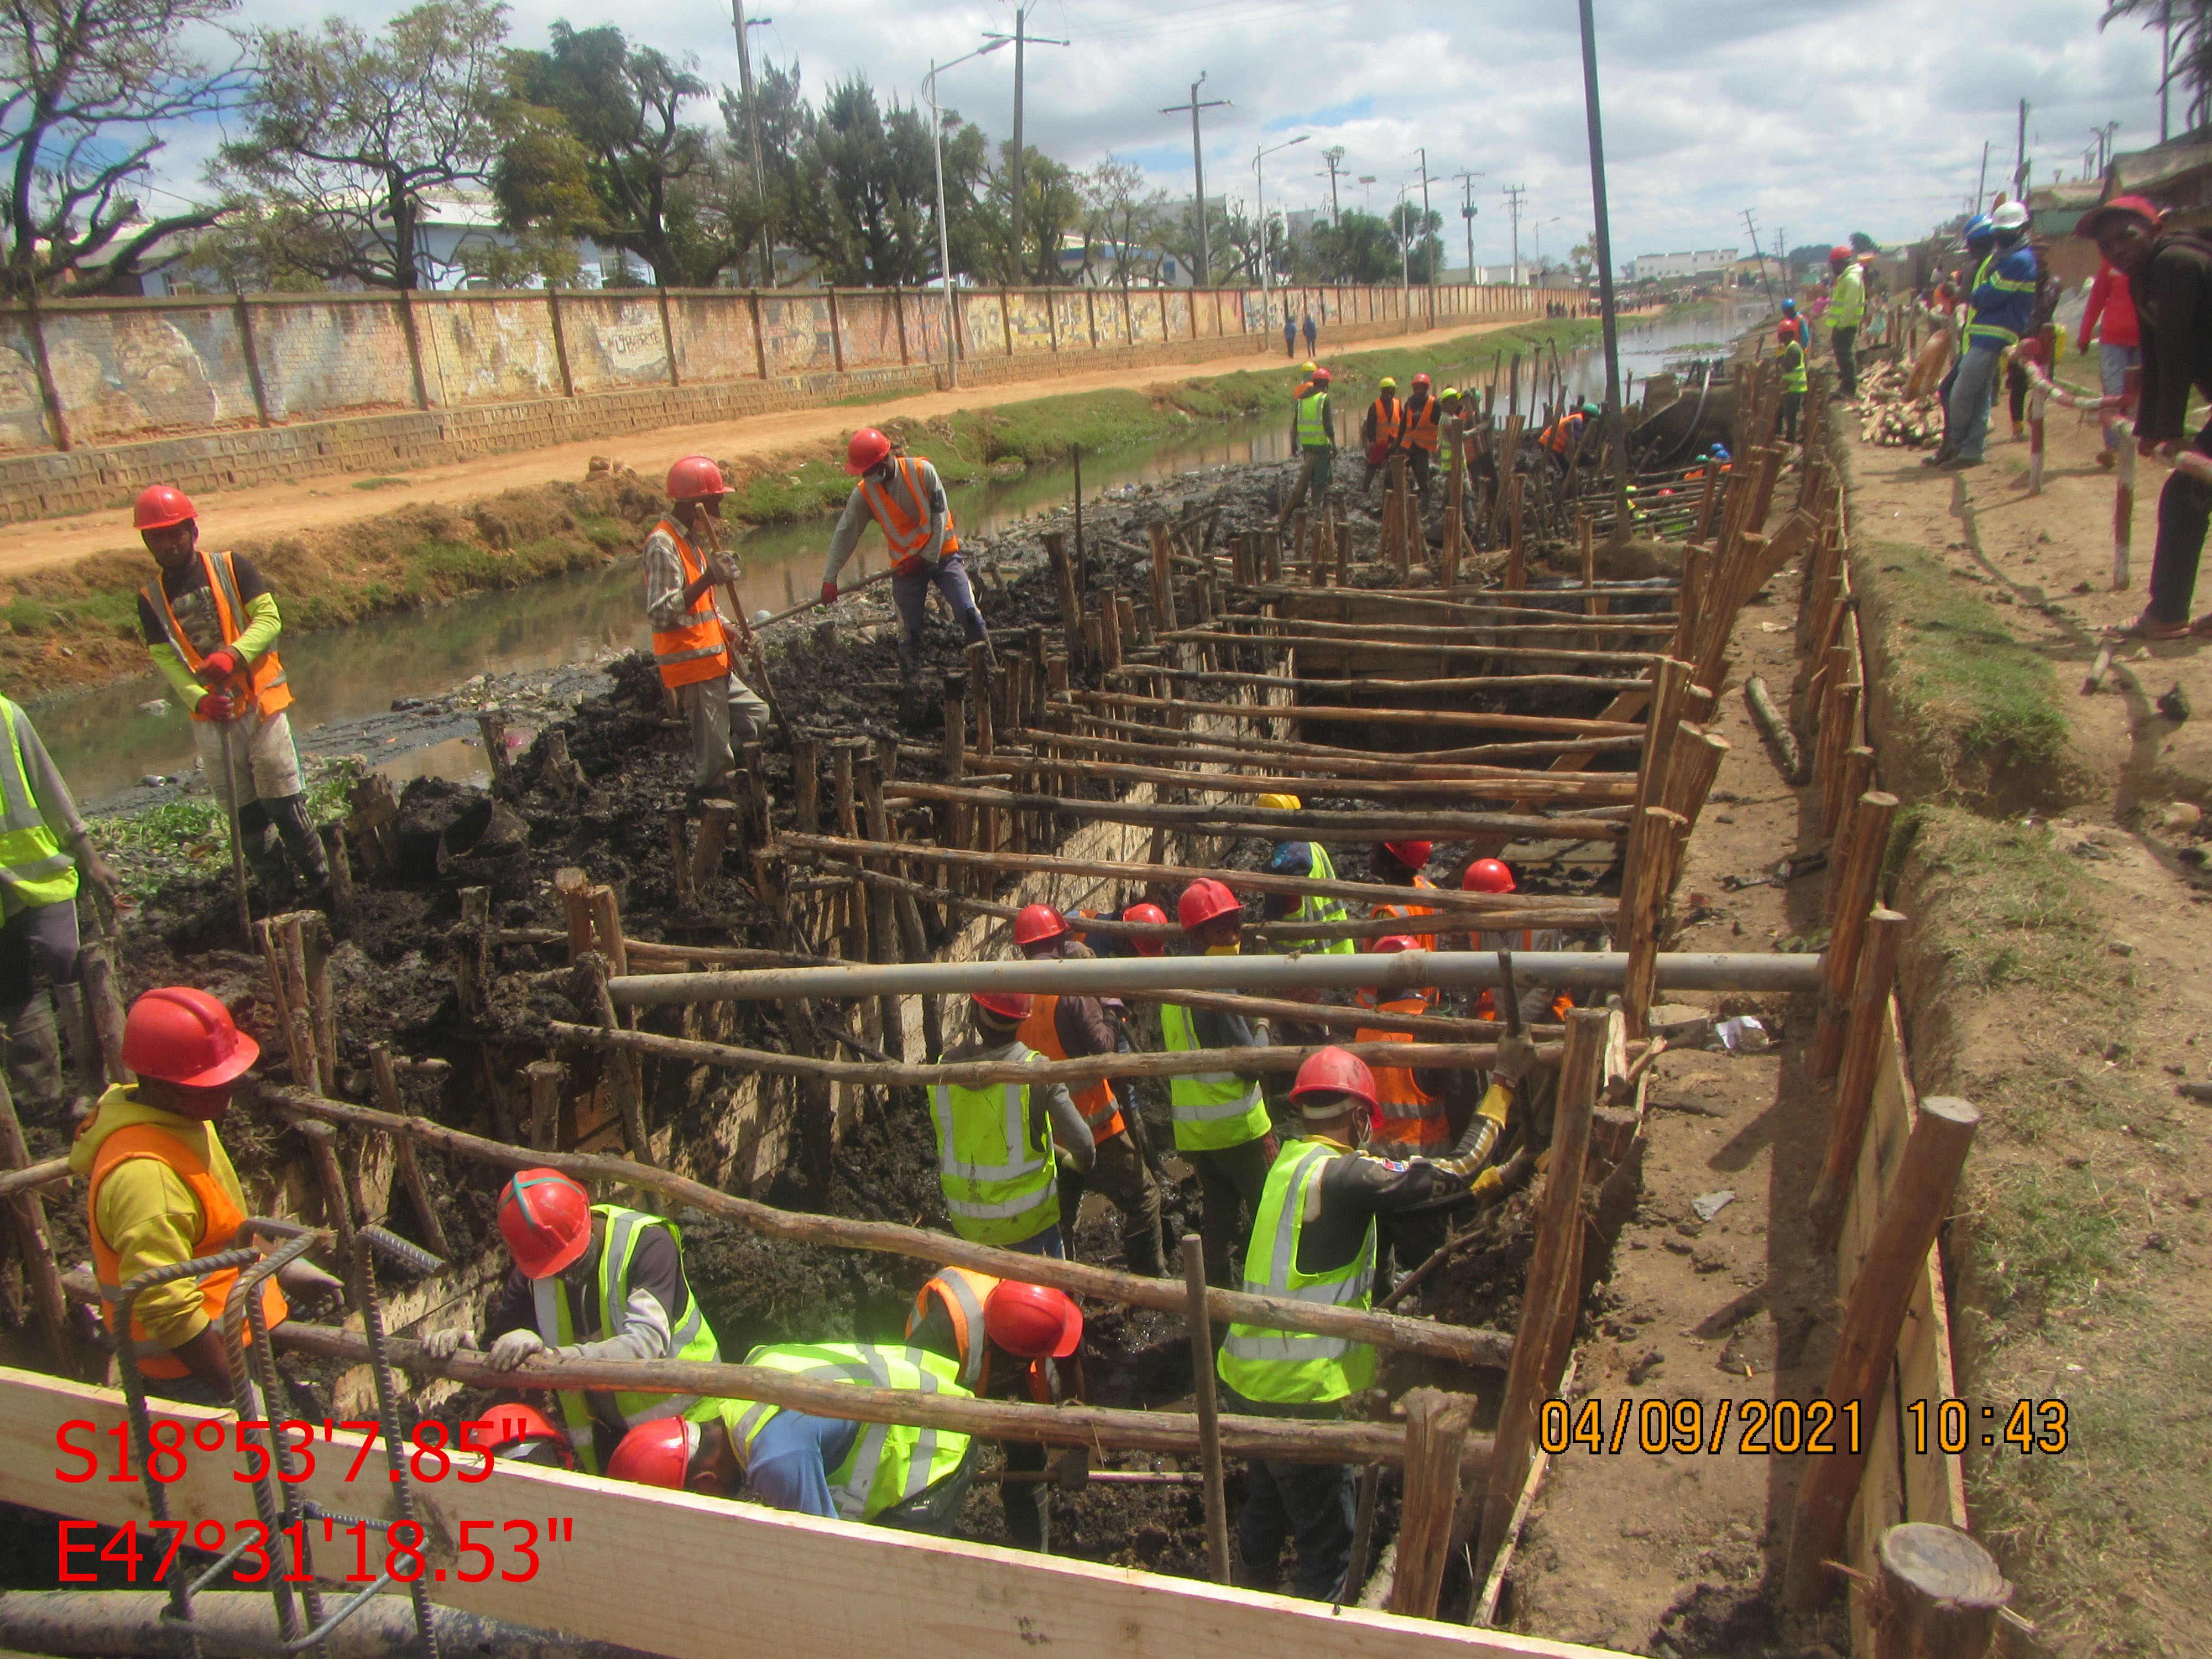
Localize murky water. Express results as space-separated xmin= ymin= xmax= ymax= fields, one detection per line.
xmin=35 ymin=304 xmax=1749 ymax=802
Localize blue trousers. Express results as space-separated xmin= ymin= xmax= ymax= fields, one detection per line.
xmin=2099 ymin=342 xmax=2142 ymax=451
xmin=1945 ymin=345 xmax=2005 ymax=462
xmin=891 ymin=555 xmax=988 ymax=660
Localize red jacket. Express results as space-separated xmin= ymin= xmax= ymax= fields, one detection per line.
xmin=2083 ymin=261 xmax=2139 ymax=349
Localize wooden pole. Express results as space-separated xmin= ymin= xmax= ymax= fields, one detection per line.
xmin=1815 ymin=792 xmax=1899 ymax=1078
xmin=527 ymin=1060 xmax=563 ymax=1152
xmin=1388 ymin=1390 xmax=1476 ymax=1620
xmin=1873 ymin=1524 xmax=2012 ymax=1659
xmin=294 ymin=1119 xmax=354 ymax=1255
xmin=1786 ymin=1097 xmax=1981 ymax=1608
xmin=691 ymin=800 xmax=737 ymax=895
xmin=1809 ymin=910 xmax=1907 ymax=1250
xmin=0 ymin=1071 xmax=70 ymax=1363
xmin=1181 ymin=1235 xmax=1231 ymax=1585
xmin=370 ymin=1047 xmax=450 ymax=1258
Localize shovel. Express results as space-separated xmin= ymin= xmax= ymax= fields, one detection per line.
xmin=693 ymin=514 xmax=794 ymax=754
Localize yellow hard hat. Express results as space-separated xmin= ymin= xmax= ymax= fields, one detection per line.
xmin=1298 ymin=361 xmax=1317 ymax=375
xmin=1379 ymin=376 xmax=1397 ymax=390
xmin=1441 ymin=386 xmax=1461 ymax=400
xmin=1257 ymin=794 xmax=1304 ymax=811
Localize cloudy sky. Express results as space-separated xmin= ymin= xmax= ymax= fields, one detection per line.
xmin=154 ymin=0 xmax=2167 ymax=269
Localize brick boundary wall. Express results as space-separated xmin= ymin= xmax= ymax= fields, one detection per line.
xmin=0 ymin=282 xmax=1553 ymax=524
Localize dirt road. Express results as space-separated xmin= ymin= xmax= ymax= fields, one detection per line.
xmin=0 ymin=314 xmax=1543 ymax=581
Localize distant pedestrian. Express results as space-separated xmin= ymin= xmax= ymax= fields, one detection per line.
xmin=2079 ymin=256 xmax=2141 ymax=470
xmin=1284 ymin=310 xmax=1296 ymax=357
xmin=1302 ymin=312 xmax=1317 ymax=354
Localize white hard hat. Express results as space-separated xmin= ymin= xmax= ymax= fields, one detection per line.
xmin=1991 ymin=202 xmax=2031 ymax=232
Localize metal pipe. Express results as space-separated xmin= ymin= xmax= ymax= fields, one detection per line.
xmin=606 ymin=950 xmax=1824 ymax=1007
xmin=0 ymin=1593 xmax=660 ymax=1659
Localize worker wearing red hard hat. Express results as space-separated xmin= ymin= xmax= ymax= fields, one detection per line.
xmin=1400 ymin=373 xmax=1441 ymax=500
xmin=1368 ymin=840 xmax=1439 ymax=952
xmin=608 ymin=1340 xmax=976 ymax=1530
xmin=907 ymin=1270 xmax=1085 ymax=1547
xmin=1461 ymin=857 xmax=1572 ymax=1029
xmin=1162 ymin=878 xmax=1277 ymax=1286
xmin=1280 ymin=367 xmax=1336 ymax=521
xmin=1353 ymin=935 xmax=1456 ymax=1156
xmin=133 ymin=484 xmax=327 ymax=897
xmin=928 ymin=989 xmax=1095 ymax=1258
xmin=1010 ymin=905 xmax=1164 ymax=1277
xmin=418 ymin=1167 xmax=722 ymax=1474
xmin=646 ymin=456 xmax=770 ymax=796
xmin=74 ymin=987 xmax=340 ymax=1398
xmin=1214 ymin=1037 xmax=1538 ymax=1600
xmin=1825 ymin=243 xmax=1867 ymax=401
xmin=820 ymin=427 xmax=989 ymax=681
xmin=472 ymin=1401 xmax=575 ymax=1470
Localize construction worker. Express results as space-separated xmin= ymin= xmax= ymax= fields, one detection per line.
xmin=0 ymin=697 xmax=116 ymax=1118
xmin=648 ymin=455 xmax=771 ymax=797
xmin=821 ymin=428 xmax=988 ymax=679
xmin=1262 ymin=841 xmax=1357 ymax=957
xmin=1353 ymin=936 xmax=1458 ymax=1157
xmin=1463 ymin=858 xmax=1570 ymax=1029
xmin=1164 ymin=878 xmax=1277 ymax=1286
xmin=931 ymin=990 xmax=1095 ymax=1258
xmin=1400 ymin=373 xmax=1441 ymax=499
xmin=1119 ymin=900 xmax=1169 ymax=957
xmin=420 ymin=1169 xmax=722 ymax=1474
xmin=1010 ymin=904 xmax=1164 ymax=1277
xmin=1777 ymin=320 xmax=1808 ymax=444
xmin=1368 ymin=839 xmax=1439 ymax=952
xmin=1214 ymin=1041 xmax=1537 ymax=1599
xmin=1938 ymin=206 xmax=2036 ymax=470
xmin=1540 ymin=401 xmax=1599 ymax=469
xmin=1825 ymin=244 xmax=1867 ymax=401
xmin=133 ymin=484 xmax=327 ymax=896
xmin=1281 ymin=368 xmax=1335 ymax=521
xmin=1361 ymin=378 xmax=1404 ymax=489
xmin=608 ymin=1341 xmax=976 ymax=1532
xmin=907 ymin=1271 xmax=1084 ymax=1548
xmin=75 ymin=988 xmax=340 ymax=1400
xmin=475 ymin=1401 xmax=575 ymax=1470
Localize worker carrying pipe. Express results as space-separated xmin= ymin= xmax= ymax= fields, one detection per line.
xmin=647 ymin=457 xmax=771 ymax=797
xmin=930 ymin=990 xmax=1096 ymax=1259
xmin=819 ymin=427 xmax=990 ymax=681
xmin=1215 ymin=1040 xmax=1536 ymax=1600
xmin=419 ymin=1169 xmax=723 ymax=1474
xmin=607 ymin=1341 xmax=978 ymax=1533
xmin=76 ymin=988 xmax=341 ymax=1401
xmin=907 ymin=1270 xmax=1085 ymax=1549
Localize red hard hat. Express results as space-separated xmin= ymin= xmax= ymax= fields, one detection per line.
xmin=1290 ymin=1046 xmax=1379 ymax=1111
xmin=1013 ymin=904 xmax=1068 ymax=948
xmin=1829 ymin=245 xmax=1853 ymax=264
xmin=1777 ymin=321 xmax=1799 ymax=342
xmin=132 ymin=484 xmax=196 ymax=532
xmin=1380 ymin=840 xmax=1432 ymax=868
xmin=846 ymin=427 xmax=894 ymax=475
xmin=498 ymin=1169 xmax=593 ymax=1279
xmin=121 ymin=987 xmax=259 ymax=1088
xmin=1412 ymin=373 xmax=1431 ymax=387
xmin=608 ymin=1417 xmax=698 ymax=1490
xmin=972 ymin=989 xmax=1034 ymax=1021
xmin=1369 ymin=933 xmax=1420 ymax=955
xmin=477 ymin=1403 xmax=575 ymax=1470
xmin=1463 ymin=857 xmax=1517 ymax=894
xmin=666 ymin=454 xmax=731 ymax=500
xmin=1177 ymin=878 xmax=1239 ymax=931
xmin=1124 ymin=902 xmax=1168 ymax=956
xmin=984 ymin=1280 xmax=1083 ymax=1359
xmin=1311 ymin=367 xmax=1331 ymax=384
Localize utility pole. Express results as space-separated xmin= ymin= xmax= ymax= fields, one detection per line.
xmin=1319 ymin=145 xmax=1346 ymax=223
xmin=1453 ymin=170 xmax=1484 ymax=280
xmin=1162 ymin=74 xmax=1231 ymax=285
xmin=2014 ymin=98 xmax=2030 ymax=199
xmin=1741 ymin=207 xmax=1776 ymax=304
xmin=2163 ymin=0 xmax=2174 ymax=142
xmin=1577 ymin=0 xmax=1626 ymax=526
xmin=1503 ymin=184 xmax=1527 ymax=285
xmin=1411 ymin=147 xmax=1436 ymax=286
xmin=1976 ymin=140 xmax=1990 ymax=212
xmin=986 ymin=7 xmax=1067 ymax=283
xmin=729 ymin=0 xmax=774 ymax=286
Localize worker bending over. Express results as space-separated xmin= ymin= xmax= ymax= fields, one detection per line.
xmin=1011 ymin=904 xmax=1164 ymax=1276
xmin=1215 ymin=1042 xmax=1536 ymax=1599
xmin=821 ymin=427 xmax=988 ymax=679
xmin=134 ymin=485 xmax=327 ymax=896
xmin=610 ymin=1341 xmax=976 ymax=1532
xmin=421 ymin=1169 xmax=722 ymax=1474
xmin=907 ymin=1270 xmax=1084 ymax=1548
xmin=931 ymin=990 xmax=1094 ymax=1258
xmin=1162 ymin=879 xmax=1276 ymax=1285
xmin=1368 ymin=838 xmax=1439 ymax=952
xmin=646 ymin=456 xmax=771 ymax=796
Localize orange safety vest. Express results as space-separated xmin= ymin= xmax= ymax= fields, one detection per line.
xmin=1405 ymin=395 xmax=1441 ymax=452
xmin=1541 ymin=414 xmax=1585 ymax=456
xmin=1016 ymin=995 xmax=1125 ymax=1141
xmin=1368 ymin=395 xmax=1404 ymax=445
xmin=86 ymin=1123 xmax=288 ymax=1380
xmin=648 ymin=520 xmax=734 ymax=691
xmin=1473 ymin=930 xmax=1577 ymax=1023
xmin=1355 ymin=995 xmax=1448 ymax=1154
xmin=1373 ymin=874 xmax=1440 ymax=953
xmin=858 ymin=457 xmax=961 ymax=577
xmin=905 ymin=1266 xmax=1053 ymax=1401
xmin=142 ymin=550 xmax=291 ymax=723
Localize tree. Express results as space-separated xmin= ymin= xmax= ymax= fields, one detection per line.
xmin=1078 ymin=156 xmax=1167 ymax=286
xmin=1568 ymin=232 xmax=1597 ymax=285
xmin=1307 ymin=209 xmax=1399 ymax=283
xmin=2 ymin=0 xmax=247 ymax=296
xmin=985 ymin=140 xmax=1078 ymax=285
xmin=1388 ymin=201 xmax=1444 ymax=283
xmin=776 ymin=75 xmax=937 ymax=286
xmin=715 ymin=59 xmax=804 ymax=283
xmin=215 ymin=0 xmax=514 ymax=290
xmin=2103 ymin=0 xmax=2211 ymax=133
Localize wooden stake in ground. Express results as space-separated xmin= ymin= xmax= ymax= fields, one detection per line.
xmin=369 ymin=1047 xmax=450 ymax=1258
xmin=1387 ymin=1390 xmax=1476 ymax=1620
xmin=0 ymin=1069 xmax=70 ymax=1365
xmin=1874 ymin=1523 xmax=2012 ymax=1659
xmin=1181 ymin=1235 xmax=1231 ymax=1585
xmin=1809 ymin=909 xmax=1906 ymax=1250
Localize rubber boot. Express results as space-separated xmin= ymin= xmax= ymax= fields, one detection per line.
xmin=4 ymin=995 xmax=65 ymax=1124
xmin=268 ymin=794 xmax=330 ymax=891
xmin=51 ymin=980 xmax=104 ymax=1103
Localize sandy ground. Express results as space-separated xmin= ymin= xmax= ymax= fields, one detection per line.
xmin=0 ymin=314 xmax=1547 ymax=581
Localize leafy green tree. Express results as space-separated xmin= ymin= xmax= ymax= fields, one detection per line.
xmin=776 ymin=75 xmax=938 ymax=286
xmin=1307 ymin=210 xmax=1399 ymax=283
xmin=1388 ymin=201 xmax=1444 ymax=283
xmin=984 ymin=141 xmax=1078 ymax=285
xmin=1078 ymin=156 xmax=1167 ymax=286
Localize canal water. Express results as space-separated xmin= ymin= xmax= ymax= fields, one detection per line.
xmin=35 ymin=304 xmax=1749 ymax=802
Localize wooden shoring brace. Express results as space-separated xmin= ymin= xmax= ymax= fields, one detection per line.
xmin=578 ymin=952 xmax=649 ymax=1159
xmin=0 ymin=1068 xmax=71 ymax=1365
xmin=1180 ymin=1235 xmax=1231 ymax=1585
xmin=526 ymin=1059 xmax=564 ymax=1153
xmin=1386 ymin=1389 xmax=1477 ymax=1620
xmin=1043 ymin=531 xmax=1084 ymax=671
xmin=554 ymin=866 xmax=594 ymax=960
xmin=1815 ymin=790 xmax=1900 ymax=1077
xmin=370 ymin=1046 xmax=450 ymax=1256
xmin=294 ymin=1118 xmax=354 ymax=1255
xmin=1505 ymin=473 xmax=1526 ymax=592
xmin=1148 ymin=523 xmax=1179 ymax=633
xmin=1786 ymin=1098 xmax=1982 ymax=1608
xmin=1808 ymin=909 xmax=1906 ymax=1250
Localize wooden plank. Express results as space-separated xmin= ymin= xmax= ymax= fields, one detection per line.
xmin=0 ymin=1369 xmax=1632 ymax=1659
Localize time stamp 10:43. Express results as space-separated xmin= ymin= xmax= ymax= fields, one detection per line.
xmin=1538 ymin=1397 xmax=2070 ymax=1458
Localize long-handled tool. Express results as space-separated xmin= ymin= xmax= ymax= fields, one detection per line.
xmin=692 ymin=513 xmax=795 ymax=753
xmin=752 ymin=566 xmax=894 ymax=629
xmin=215 ymin=717 xmax=252 ymax=941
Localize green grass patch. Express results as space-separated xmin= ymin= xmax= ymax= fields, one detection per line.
xmin=351 ymin=476 xmax=411 ymax=490
xmin=1969 ymin=1162 xmax=2126 ymax=1323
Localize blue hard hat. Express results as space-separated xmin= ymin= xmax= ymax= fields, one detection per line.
xmin=1265 ymin=842 xmax=1315 ymax=877
xmin=1963 ymin=214 xmax=1995 ymax=243
xmin=1710 ymin=443 xmax=1730 ymax=461
xmin=1781 ymin=298 xmax=1797 ymax=315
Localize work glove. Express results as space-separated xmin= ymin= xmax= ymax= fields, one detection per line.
xmin=196 ymin=648 xmax=240 ymax=685
xmin=707 ymin=552 xmax=742 ymax=586
xmin=276 ymin=1258 xmax=346 ymax=1312
xmin=820 ymin=580 xmax=839 ymax=606
xmin=487 ymin=1329 xmax=550 ymax=1371
xmin=419 ymin=1327 xmax=476 ymax=1361
xmin=196 ymin=690 xmax=236 ymax=722
xmin=1469 ymin=1165 xmax=1505 ymax=1198
xmin=1490 ymin=1033 xmax=1539 ymax=1087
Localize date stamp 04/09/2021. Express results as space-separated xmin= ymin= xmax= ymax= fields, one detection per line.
xmin=1538 ymin=1396 xmax=2071 ymax=1458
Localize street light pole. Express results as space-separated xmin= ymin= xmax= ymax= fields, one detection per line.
xmin=1162 ymin=74 xmax=1231 ymax=286
xmin=926 ymin=41 xmax=1009 ymax=390
xmin=1253 ymin=134 xmax=1308 ymax=295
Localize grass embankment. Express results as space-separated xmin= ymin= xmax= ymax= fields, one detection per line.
xmin=0 ymin=316 xmax=1600 ymax=701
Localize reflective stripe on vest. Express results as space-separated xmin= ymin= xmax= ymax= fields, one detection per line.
xmin=859 ymin=458 xmax=960 ymax=561
xmin=1294 ymin=390 xmax=1331 ymax=449
xmin=726 ymin=1342 xmax=973 ymax=1522
xmin=1282 ymin=843 xmax=1356 ymax=955
xmin=86 ymin=1115 xmax=288 ymax=1378
xmin=1405 ymin=395 xmax=1439 ymax=451
xmin=1015 ymin=995 xmax=1124 ymax=1140
xmin=905 ymin=1266 xmax=996 ymax=1390
xmin=1217 ymin=1140 xmax=1376 ymax=1404
xmin=0 ymin=699 xmax=77 ymax=908
xmin=536 ymin=1205 xmax=721 ymax=1472
xmin=1355 ymin=1000 xmax=1446 ymax=1149
xmin=1781 ymin=345 xmax=1808 ymax=393
xmin=647 ymin=521 xmax=734 ymax=690
xmin=928 ymin=1054 xmax=1057 ymax=1245
xmin=142 ymin=549 xmax=291 ymax=722
xmin=1159 ymin=1000 xmax=1270 ymax=1152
